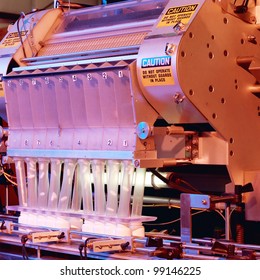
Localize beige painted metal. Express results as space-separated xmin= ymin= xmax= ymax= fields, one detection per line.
xmin=177 ymin=0 xmax=260 ymax=186
xmin=13 ymin=8 xmax=63 ymax=66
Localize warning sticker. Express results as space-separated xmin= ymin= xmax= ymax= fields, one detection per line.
xmin=0 ymin=31 xmax=28 ymax=48
xmin=141 ymin=56 xmax=174 ymax=86
xmin=157 ymin=4 xmax=199 ymax=28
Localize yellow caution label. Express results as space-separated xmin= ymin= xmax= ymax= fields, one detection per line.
xmin=0 ymin=31 xmax=28 ymax=48
xmin=141 ymin=56 xmax=174 ymax=86
xmin=0 ymin=82 xmax=4 ymax=97
xmin=157 ymin=4 xmax=199 ymax=27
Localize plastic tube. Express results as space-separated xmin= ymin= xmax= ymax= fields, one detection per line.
xmin=70 ymin=166 xmax=83 ymax=230
xmin=14 ymin=158 xmax=27 ymax=207
xmin=131 ymin=168 xmax=146 ymax=217
xmin=117 ymin=160 xmax=134 ymax=217
xmin=58 ymin=159 xmax=76 ymax=211
xmin=106 ymin=160 xmax=120 ymax=216
xmin=78 ymin=159 xmax=93 ymax=213
xmin=25 ymin=158 xmax=37 ymax=208
xmin=48 ymin=159 xmax=62 ymax=209
xmin=71 ymin=164 xmax=82 ymax=211
xmin=92 ymin=160 xmax=105 ymax=215
xmin=37 ymin=159 xmax=50 ymax=208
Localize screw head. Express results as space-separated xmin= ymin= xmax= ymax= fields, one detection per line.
xmin=202 ymin=199 xmax=207 ymax=205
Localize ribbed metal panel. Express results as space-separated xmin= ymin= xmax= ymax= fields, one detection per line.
xmin=38 ymin=32 xmax=147 ymax=57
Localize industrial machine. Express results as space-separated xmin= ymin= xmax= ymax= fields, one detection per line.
xmin=0 ymin=0 xmax=260 ymax=260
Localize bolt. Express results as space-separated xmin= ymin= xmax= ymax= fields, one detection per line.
xmin=192 ymin=149 xmax=199 ymax=157
xmin=247 ymin=35 xmax=257 ymax=44
xmin=174 ymin=93 xmax=185 ymax=104
xmin=44 ymin=77 xmax=49 ymax=84
xmin=202 ymin=199 xmax=207 ymax=205
xmin=185 ymin=145 xmax=191 ymax=152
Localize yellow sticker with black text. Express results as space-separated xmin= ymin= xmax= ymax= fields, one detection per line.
xmin=0 ymin=31 xmax=28 ymax=48
xmin=157 ymin=4 xmax=199 ymax=28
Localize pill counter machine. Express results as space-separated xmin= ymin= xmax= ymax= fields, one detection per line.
xmin=0 ymin=0 xmax=260 ymax=260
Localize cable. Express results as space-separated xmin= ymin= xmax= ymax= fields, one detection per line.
xmin=143 ymin=204 xmax=181 ymax=209
xmin=21 ymin=234 xmax=29 ymax=260
xmin=79 ymin=243 xmax=84 ymax=259
xmin=79 ymin=237 xmax=97 ymax=260
xmin=168 ymin=172 xmax=202 ymax=194
xmin=148 ymin=168 xmax=201 ymax=194
xmin=15 ymin=7 xmax=50 ymax=59
xmin=17 ymin=13 xmax=27 ymax=59
xmin=234 ymin=0 xmax=249 ymax=13
xmin=3 ymin=172 xmax=17 ymax=179
xmin=23 ymin=14 xmax=38 ymax=57
xmin=3 ymin=173 xmax=18 ymax=186
xmin=144 ymin=209 xmax=207 ymax=226
xmin=214 ymin=209 xmax=226 ymax=222
xmin=0 ymin=220 xmax=6 ymax=230
xmin=178 ymin=178 xmax=202 ymax=194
